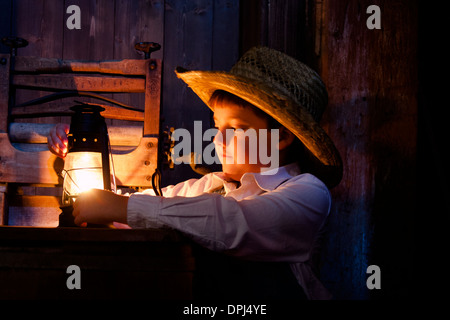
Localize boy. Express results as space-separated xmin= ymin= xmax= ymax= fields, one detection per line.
xmin=48 ymin=47 xmax=342 ymax=299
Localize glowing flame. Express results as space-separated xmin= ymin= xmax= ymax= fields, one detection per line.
xmin=62 ymin=152 xmax=103 ymax=203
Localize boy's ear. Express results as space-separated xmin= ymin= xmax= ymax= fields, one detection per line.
xmin=278 ymin=126 xmax=296 ymax=150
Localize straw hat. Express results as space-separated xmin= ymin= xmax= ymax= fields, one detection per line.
xmin=175 ymin=46 xmax=342 ymax=188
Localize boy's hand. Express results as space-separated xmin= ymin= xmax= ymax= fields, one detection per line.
xmin=47 ymin=123 xmax=70 ymax=158
xmin=72 ymin=189 xmax=129 ymax=226
xmin=73 ymin=189 xmax=128 ymax=225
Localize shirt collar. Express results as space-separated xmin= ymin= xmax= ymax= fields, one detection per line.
xmin=244 ymin=162 xmax=301 ymax=191
xmin=208 ymin=163 xmax=301 ymax=194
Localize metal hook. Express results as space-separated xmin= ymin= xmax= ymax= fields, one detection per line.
xmin=134 ymin=42 xmax=161 ymax=59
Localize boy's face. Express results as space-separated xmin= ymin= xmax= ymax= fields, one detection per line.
xmin=213 ymin=101 xmax=278 ymax=182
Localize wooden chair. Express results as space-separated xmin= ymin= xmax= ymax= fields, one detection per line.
xmin=0 ymin=39 xmax=164 ymax=226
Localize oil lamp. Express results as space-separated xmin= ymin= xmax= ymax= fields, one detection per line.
xmin=59 ymin=103 xmax=116 ymax=227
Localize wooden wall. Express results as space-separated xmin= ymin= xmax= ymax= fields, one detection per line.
xmin=242 ymin=0 xmax=419 ymax=300
xmin=1 ymin=0 xmax=421 ymax=300
xmin=321 ymin=0 xmax=417 ymax=299
xmin=0 ymin=0 xmax=239 ymax=187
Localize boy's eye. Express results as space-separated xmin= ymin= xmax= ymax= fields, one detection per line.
xmin=213 ymin=126 xmax=237 ymax=131
xmin=232 ymin=127 xmax=250 ymax=132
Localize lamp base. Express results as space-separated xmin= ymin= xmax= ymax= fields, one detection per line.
xmin=59 ymin=205 xmax=77 ymax=227
xmin=58 ymin=205 xmax=114 ymax=228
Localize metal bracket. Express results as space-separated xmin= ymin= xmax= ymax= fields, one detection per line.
xmin=161 ymin=126 xmax=175 ymax=170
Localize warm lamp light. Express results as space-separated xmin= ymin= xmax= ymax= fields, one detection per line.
xmin=59 ymin=103 xmax=116 ymax=227
xmin=62 ymin=152 xmax=104 ymax=201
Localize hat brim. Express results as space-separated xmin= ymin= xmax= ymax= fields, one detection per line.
xmin=175 ymin=67 xmax=343 ymax=188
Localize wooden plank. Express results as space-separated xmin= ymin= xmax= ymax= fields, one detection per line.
xmin=211 ymin=0 xmax=240 ymax=131
xmin=1 ymin=251 xmax=193 ymax=271
xmin=8 ymin=195 xmax=59 ymax=207
xmin=112 ymin=137 xmax=159 ymax=187
xmin=239 ymin=0 xmax=306 ymax=61
xmin=9 ymin=123 xmax=143 ymax=146
xmin=12 ymin=74 xmax=145 ymax=92
xmin=111 ymin=0 xmax=165 ymax=124
xmin=113 ymin=0 xmax=165 ymax=60
xmin=0 ymin=184 xmax=6 ymax=225
xmin=6 ymin=194 xmax=60 ymax=227
xmin=62 ymin=0 xmax=116 ymax=115
xmin=0 ymin=132 xmax=157 ymax=187
xmin=319 ymin=0 xmax=374 ymax=300
xmin=239 ymin=0 xmax=266 ymax=54
xmin=12 ymin=0 xmax=64 ymax=58
xmin=0 ymin=54 xmax=10 ymax=133
xmin=144 ymin=60 xmax=162 ymax=136
xmin=0 ymin=269 xmax=193 ymax=299
xmin=163 ymin=0 xmax=214 ymax=126
xmin=0 ymin=226 xmax=193 ymax=298
xmin=0 ymin=226 xmax=187 ymax=243
xmin=212 ymin=0 xmax=240 ymax=71
xmin=62 ymin=0 xmax=115 ymax=60
xmin=0 ymin=0 xmax=12 ymax=54
xmin=266 ymin=0 xmax=306 ymax=60
xmin=11 ymin=103 xmax=144 ymax=122
xmin=98 ymin=104 xmax=144 ymax=122
xmin=8 ymin=123 xmax=52 ymax=143
xmin=162 ymin=0 xmax=216 ymax=186
xmin=11 ymin=102 xmax=144 ymax=122
xmin=0 ymin=132 xmax=62 ymax=184
xmin=318 ymin=0 xmax=418 ymax=300
xmin=14 ymin=56 xmax=147 ymax=75
xmin=12 ymin=0 xmax=65 ymax=126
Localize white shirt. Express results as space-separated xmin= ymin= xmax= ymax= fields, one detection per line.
xmin=127 ymin=163 xmax=332 ymax=299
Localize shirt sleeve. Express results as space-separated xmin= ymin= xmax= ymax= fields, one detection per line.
xmin=127 ymin=175 xmax=331 ymax=262
xmin=137 ymin=175 xmax=212 ymax=197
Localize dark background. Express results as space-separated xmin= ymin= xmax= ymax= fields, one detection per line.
xmin=1 ymin=0 xmax=440 ymax=300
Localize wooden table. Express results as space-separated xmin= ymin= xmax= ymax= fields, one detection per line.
xmin=0 ymin=226 xmax=194 ymax=299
